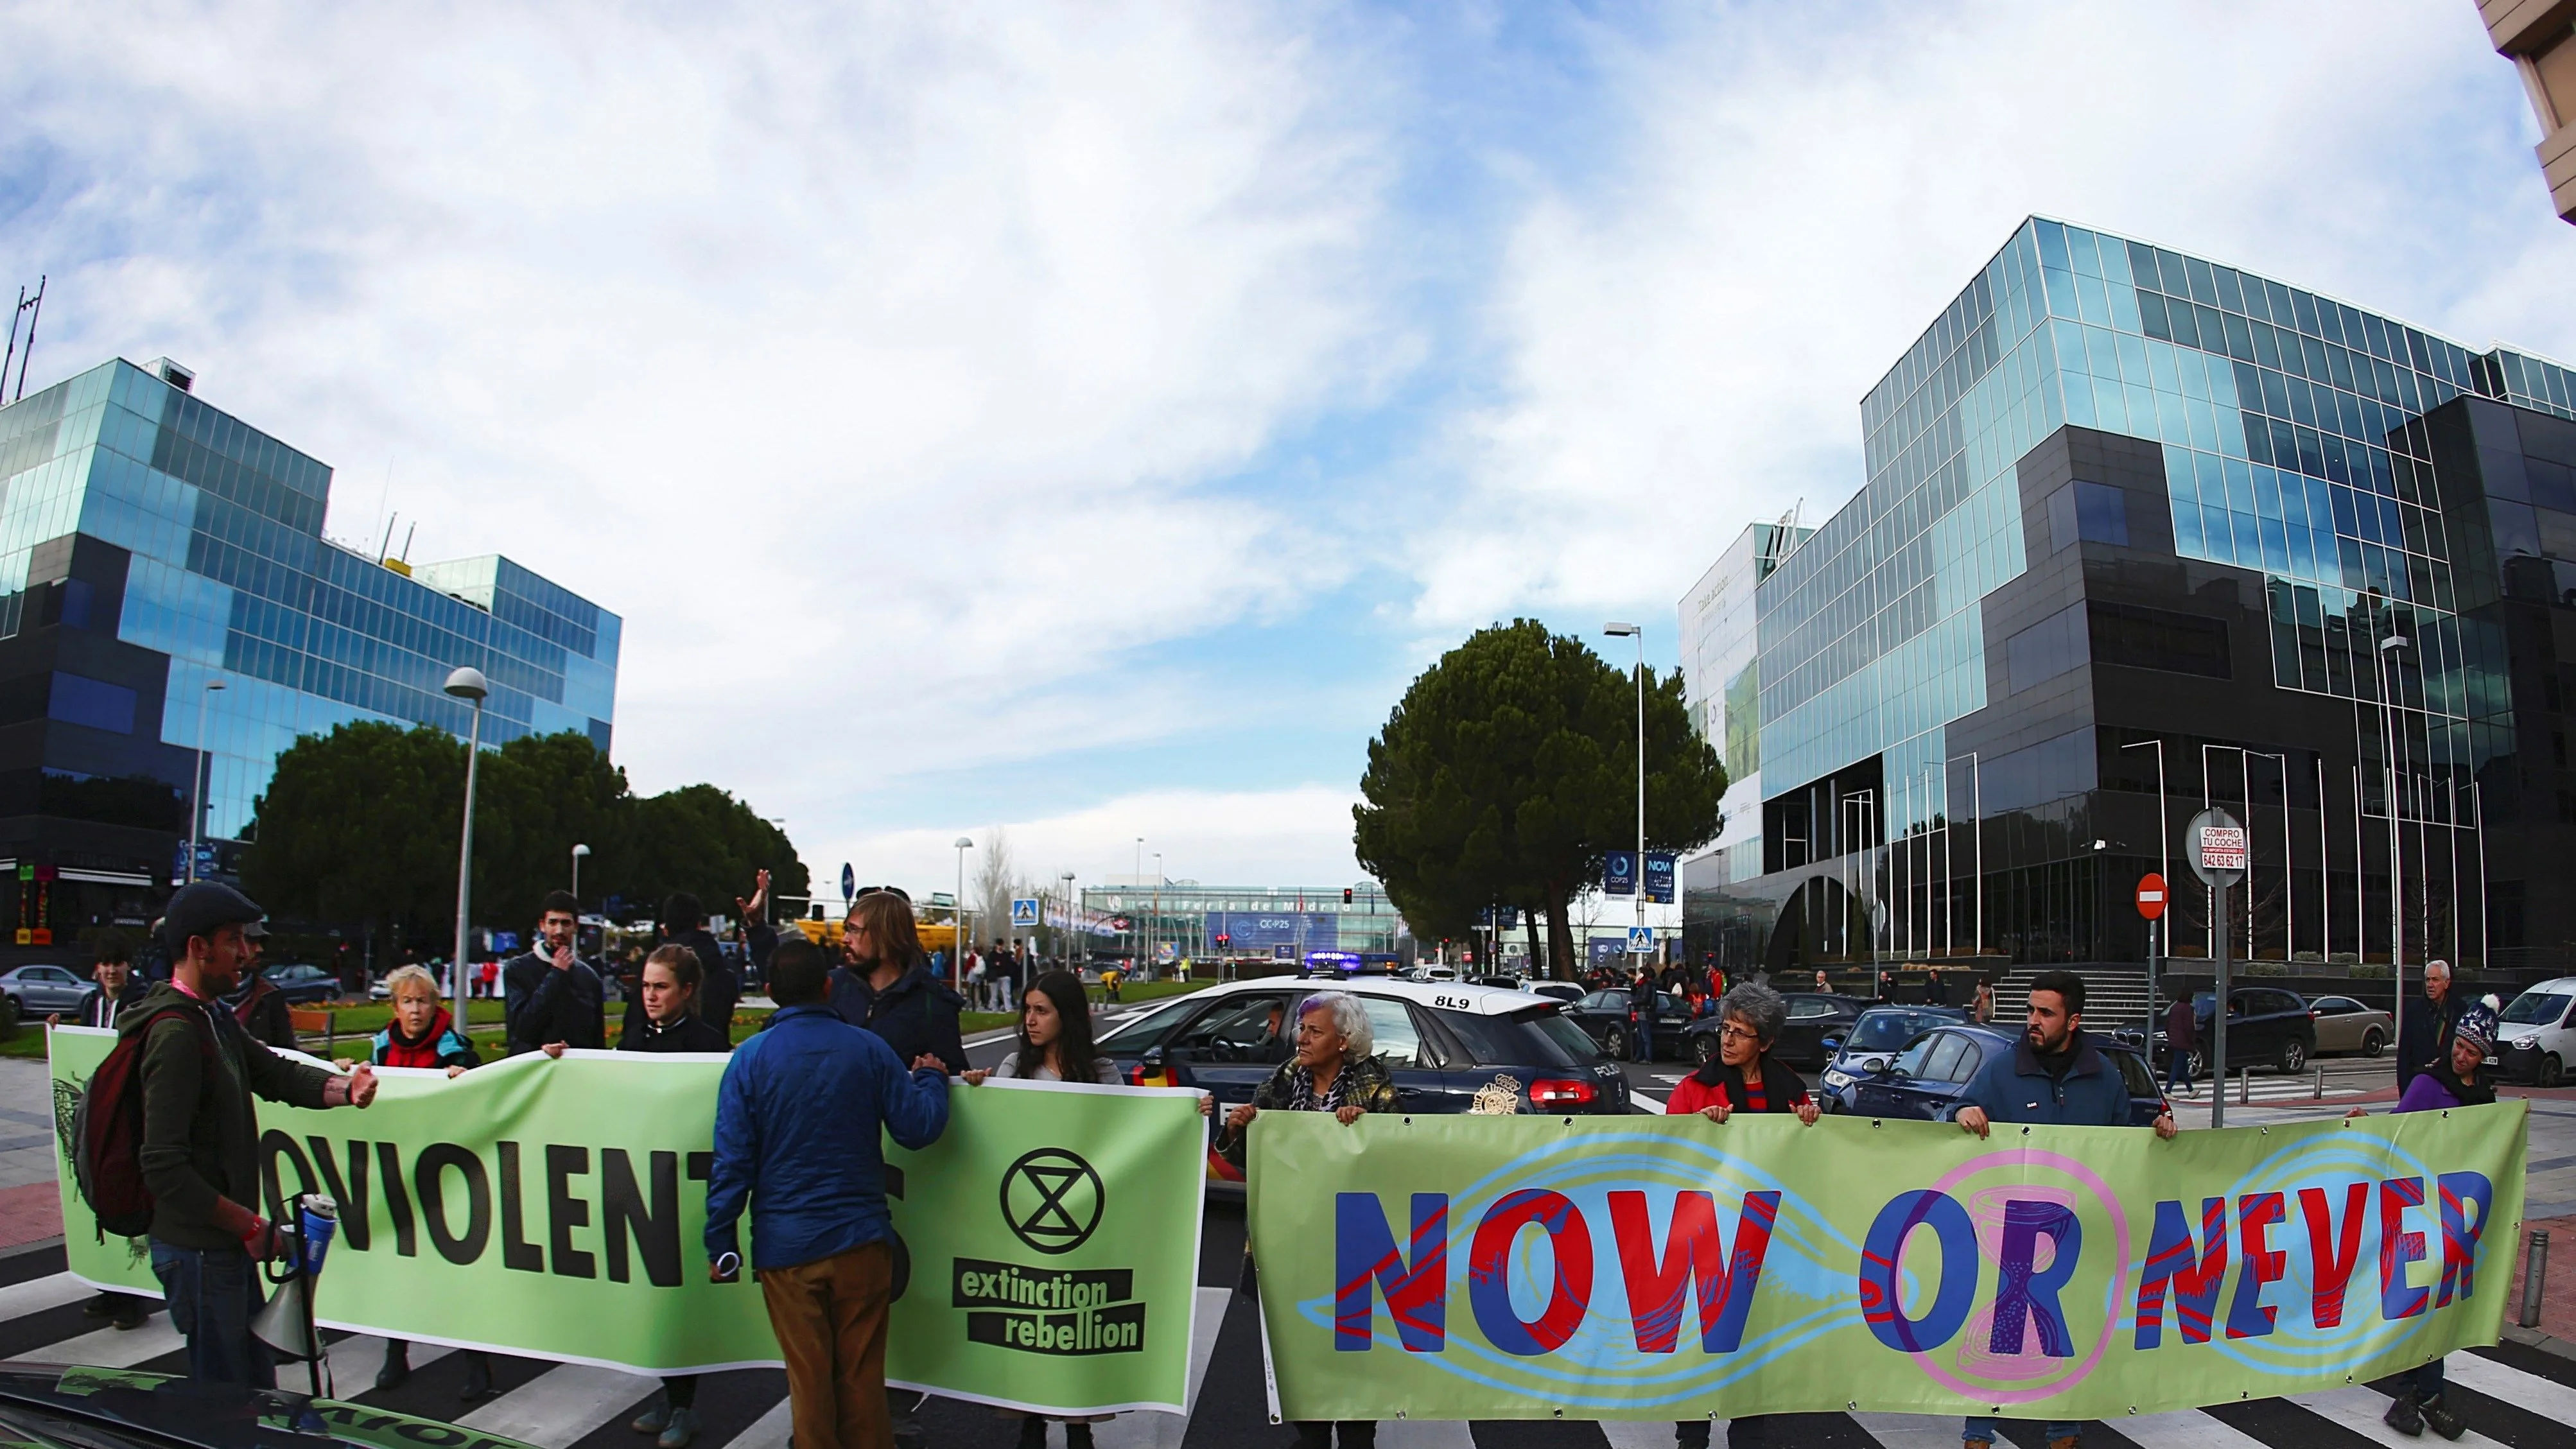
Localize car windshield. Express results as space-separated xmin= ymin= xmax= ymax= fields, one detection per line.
xmin=1848 ymin=1011 xmax=1944 ymax=1050
xmin=1521 ymin=1007 xmax=1607 ymax=1065
xmin=2503 ymin=991 xmax=2575 ymax=1026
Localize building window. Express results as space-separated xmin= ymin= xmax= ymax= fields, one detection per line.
xmin=2087 ymin=602 xmax=2232 ymax=679
xmin=2006 ymin=601 xmax=2089 ymax=693
xmin=2046 ymin=480 xmax=2130 ymax=551
xmin=46 ymin=673 xmax=137 ymax=734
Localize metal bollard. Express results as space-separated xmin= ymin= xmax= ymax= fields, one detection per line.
xmin=2525 ymin=1231 xmax=2550 ymax=1330
xmin=2315 ymin=1064 xmax=2326 ymax=1100
xmin=2239 ymin=1068 xmax=2252 ymax=1106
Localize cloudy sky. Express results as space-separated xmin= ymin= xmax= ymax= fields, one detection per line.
xmin=4 ymin=3 xmax=2572 ymax=908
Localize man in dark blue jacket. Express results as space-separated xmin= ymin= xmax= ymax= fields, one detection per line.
xmin=827 ymin=891 xmax=968 ymax=1073
xmin=1953 ymin=970 xmax=2176 ymax=1449
xmin=503 ymin=892 xmax=604 ymax=1055
xmin=707 ymin=937 xmax=946 ymax=1449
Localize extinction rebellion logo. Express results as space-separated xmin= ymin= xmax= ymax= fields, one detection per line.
xmin=955 ymin=1148 xmax=1145 ymax=1356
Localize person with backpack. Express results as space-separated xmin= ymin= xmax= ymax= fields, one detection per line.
xmin=55 ymin=937 xmax=150 ymax=1331
xmin=105 ymin=883 xmax=378 ymax=1386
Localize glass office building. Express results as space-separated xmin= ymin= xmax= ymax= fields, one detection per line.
xmin=0 ymin=356 xmax=618 ymax=955
xmin=1684 ymin=216 xmax=2576 ymax=977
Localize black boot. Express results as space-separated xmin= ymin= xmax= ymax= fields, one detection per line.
xmin=459 ymin=1351 xmax=492 ymax=1400
xmin=2418 ymin=1395 xmax=2466 ymax=1441
xmin=376 ymin=1341 xmax=410 ymax=1392
xmin=1066 ymin=1424 xmax=1094 ymax=1449
xmin=2383 ymin=1392 xmax=2424 ymax=1437
xmin=1016 ymin=1419 xmax=1047 ymax=1449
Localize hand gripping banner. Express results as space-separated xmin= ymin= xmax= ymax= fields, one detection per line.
xmin=1246 ymin=1106 xmax=2527 ymax=1421
xmin=47 ymin=1029 xmax=1206 ymax=1417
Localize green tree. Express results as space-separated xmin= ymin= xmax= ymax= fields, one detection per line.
xmin=623 ymin=784 xmax=806 ymax=920
xmin=1354 ymin=620 xmax=1725 ymax=978
xmin=241 ymin=722 xmax=467 ymax=959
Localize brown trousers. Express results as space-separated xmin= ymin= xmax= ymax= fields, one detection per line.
xmin=758 ymin=1242 xmax=895 ymax=1449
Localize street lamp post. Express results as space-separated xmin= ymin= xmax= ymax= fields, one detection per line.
xmin=187 ymin=678 xmax=227 ymax=884
xmin=444 ymin=667 xmax=491 ymax=1018
xmin=1061 ymin=871 xmax=1077 ymax=966
xmin=1605 ymin=623 xmax=1646 ymax=971
xmin=952 ymin=837 xmax=973 ymax=988
xmin=2377 ymin=630 xmax=2411 ymax=1067
xmin=2121 ymin=738 xmax=2168 ymax=1007
xmin=571 ymin=843 xmax=590 ymax=903
xmin=1153 ymin=852 xmax=1164 ymax=980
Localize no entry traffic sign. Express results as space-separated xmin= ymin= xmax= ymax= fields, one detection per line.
xmin=2136 ymin=872 xmax=2167 ymax=921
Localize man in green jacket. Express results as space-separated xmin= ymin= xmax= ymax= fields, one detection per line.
xmin=135 ymin=883 xmax=378 ymax=1385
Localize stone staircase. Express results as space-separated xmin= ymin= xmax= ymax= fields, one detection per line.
xmin=1996 ymin=963 xmax=2154 ymax=1030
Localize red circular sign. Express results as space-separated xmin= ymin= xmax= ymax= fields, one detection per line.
xmin=2135 ymin=872 xmax=2167 ymax=921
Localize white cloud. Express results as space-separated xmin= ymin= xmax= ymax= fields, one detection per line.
xmin=1423 ymin=3 xmax=2576 ymax=643
xmin=1 ymin=0 xmax=1407 ymax=806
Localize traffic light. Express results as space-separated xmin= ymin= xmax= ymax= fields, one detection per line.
xmin=1343 ymin=887 xmax=1354 ymax=905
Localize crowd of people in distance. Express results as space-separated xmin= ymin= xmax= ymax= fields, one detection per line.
xmin=66 ymin=872 xmax=2511 ymax=1449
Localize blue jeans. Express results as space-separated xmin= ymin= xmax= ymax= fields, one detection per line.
xmin=1963 ymin=1419 xmax=2078 ymax=1446
xmin=2166 ymin=1048 xmax=2193 ymax=1094
xmin=150 ymin=1240 xmax=274 ymax=1387
xmin=2410 ymin=1355 xmax=2447 ymax=1401
xmin=1635 ymin=1020 xmax=1653 ymax=1059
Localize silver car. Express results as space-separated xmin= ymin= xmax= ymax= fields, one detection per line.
xmin=2305 ymin=994 xmax=2392 ymax=1057
xmin=0 ymin=964 xmax=92 ymax=1014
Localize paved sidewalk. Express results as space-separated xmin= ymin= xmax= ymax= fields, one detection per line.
xmin=0 ymin=1056 xmax=61 ymax=1251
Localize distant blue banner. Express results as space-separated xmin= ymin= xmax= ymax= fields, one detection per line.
xmin=1585 ymin=936 xmax=1633 ymax=966
xmin=1602 ymin=849 xmax=1636 ymax=896
xmin=1204 ymin=912 xmax=1342 ymax=952
xmin=1642 ymin=850 xmax=1676 ymax=904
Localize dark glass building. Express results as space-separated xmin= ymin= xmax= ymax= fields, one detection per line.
xmin=0 ymin=357 xmax=619 ymax=959
xmin=1682 ymin=217 xmax=2576 ymax=980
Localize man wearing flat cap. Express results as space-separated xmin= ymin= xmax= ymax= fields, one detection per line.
xmin=131 ymin=882 xmax=379 ymax=1385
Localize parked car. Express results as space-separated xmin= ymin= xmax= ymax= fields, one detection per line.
xmin=1563 ymin=988 xmax=1694 ymax=1061
xmin=0 ymin=1362 xmax=541 ymax=1449
xmin=261 ymin=962 xmax=343 ymax=1005
xmin=1095 ymin=977 xmax=1629 ymax=1195
xmin=2498 ymin=976 xmax=2576 ymax=1087
xmin=2152 ymin=986 xmax=2319 ymax=1077
xmin=1822 ymin=1005 xmax=1967 ymax=1077
xmin=1818 ymin=1023 xmax=2168 ymax=1124
xmin=1685 ymin=991 xmax=1866 ymax=1069
xmin=2304 ymin=994 xmax=2392 ymax=1057
xmin=0 ymin=964 xmax=91 ymax=1016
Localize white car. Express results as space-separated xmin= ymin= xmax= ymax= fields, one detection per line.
xmin=1522 ymin=981 xmax=1584 ymax=1004
xmin=2498 ymin=976 xmax=2576 ymax=1087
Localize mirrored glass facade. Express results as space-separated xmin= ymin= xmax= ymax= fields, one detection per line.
xmin=0 ymin=357 xmax=618 ymax=950
xmin=1687 ymin=217 xmax=2576 ymax=978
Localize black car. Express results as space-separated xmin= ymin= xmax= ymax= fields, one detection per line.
xmin=2153 ymin=985 xmax=2319 ymax=1077
xmin=1095 ymin=978 xmax=1630 ymax=1192
xmin=1564 ymin=989 xmax=1694 ymax=1061
xmin=261 ymin=963 xmax=342 ymax=1006
xmin=1820 ymin=1005 xmax=1967 ymax=1075
xmin=1684 ymin=991 xmax=1866 ymax=1069
xmin=0 ymin=1362 xmax=541 ymax=1449
xmin=1818 ymin=1024 xmax=2168 ymax=1124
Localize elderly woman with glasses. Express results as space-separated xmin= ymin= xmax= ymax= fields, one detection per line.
xmin=1216 ymin=991 xmax=1393 ymax=1449
xmin=1663 ymin=982 xmax=1815 ymax=1449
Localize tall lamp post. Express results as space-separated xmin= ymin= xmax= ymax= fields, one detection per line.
xmin=1061 ymin=871 xmax=1077 ymax=965
xmin=187 ymin=678 xmax=227 ymax=883
xmin=1605 ymin=623 xmax=1646 ymax=970
xmin=2377 ymin=629 xmax=2411 ymax=1068
xmin=1153 ymin=851 xmax=1164 ymax=979
xmin=444 ymin=666 xmax=490 ymax=1016
xmin=571 ymin=843 xmax=590 ymax=901
xmin=953 ymin=836 xmax=973 ymax=985
xmin=2121 ymin=738 xmax=2169 ymax=1010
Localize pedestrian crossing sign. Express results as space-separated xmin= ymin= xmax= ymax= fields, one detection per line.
xmin=1011 ymin=897 xmax=1041 ymax=927
xmin=1626 ymin=926 xmax=1654 ymax=953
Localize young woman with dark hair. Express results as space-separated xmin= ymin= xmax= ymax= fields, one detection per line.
xmin=623 ymin=944 xmax=731 ymax=1448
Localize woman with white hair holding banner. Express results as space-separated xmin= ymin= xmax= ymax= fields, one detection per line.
xmin=1217 ymin=991 xmax=1394 ymax=1449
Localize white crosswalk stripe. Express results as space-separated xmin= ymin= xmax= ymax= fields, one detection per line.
xmin=2290 ymin=1385 xmax=2514 ymax=1449
xmin=1 ymin=1260 xmax=2572 ymax=1449
xmin=457 ymin=1362 xmax=658 ymax=1446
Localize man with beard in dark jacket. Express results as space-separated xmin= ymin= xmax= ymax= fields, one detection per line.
xmin=636 ymin=892 xmax=739 ymax=1041
xmin=827 ymin=890 xmax=968 ymax=1073
xmin=503 ymin=892 xmax=604 ymax=1056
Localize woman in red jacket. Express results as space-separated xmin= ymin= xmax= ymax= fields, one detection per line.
xmin=1662 ymin=982 xmax=1816 ymax=1449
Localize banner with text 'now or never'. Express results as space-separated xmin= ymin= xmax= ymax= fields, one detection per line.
xmin=46 ymin=1028 xmax=1206 ymax=1417
xmin=1248 ymin=1104 xmax=2527 ymax=1421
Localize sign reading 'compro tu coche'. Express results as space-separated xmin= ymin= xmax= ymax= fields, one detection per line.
xmin=46 ymin=1030 xmax=1208 ymax=1418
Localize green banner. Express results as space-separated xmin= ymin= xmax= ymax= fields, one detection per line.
xmin=47 ymin=1028 xmax=1205 ymax=1416
xmin=1247 ymin=1103 xmax=2528 ymax=1421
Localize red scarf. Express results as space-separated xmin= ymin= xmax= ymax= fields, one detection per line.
xmin=381 ymin=1007 xmax=457 ymax=1068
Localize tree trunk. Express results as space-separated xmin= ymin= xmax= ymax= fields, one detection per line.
xmin=1525 ymin=912 xmax=1544 ymax=978
xmin=1545 ymin=886 xmax=1578 ymax=981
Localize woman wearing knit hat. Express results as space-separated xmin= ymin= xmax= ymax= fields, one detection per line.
xmin=2347 ymin=992 xmax=2501 ymax=1439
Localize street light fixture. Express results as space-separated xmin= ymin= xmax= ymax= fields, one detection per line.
xmin=444 ymin=666 xmax=490 ymax=1016
xmin=953 ymin=837 xmax=973 ymax=985
xmin=571 ymin=843 xmax=590 ymax=903
xmin=1060 ymin=871 xmax=1077 ymax=964
xmin=2378 ymin=629 xmax=2411 ymax=1068
xmin=1605 ymin=623 xmax=1646 ymax=969
xmin=187 ymin=678 xmax=227 ymax=884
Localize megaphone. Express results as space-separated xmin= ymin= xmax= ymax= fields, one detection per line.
xmin=252 ymin=1195 xmax=338 ymax=1367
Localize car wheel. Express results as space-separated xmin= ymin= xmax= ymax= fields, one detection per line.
xmin=2544 ymin=1054 xmax=2566 ymax=1089
xmin=1691 ymin=1032 xmax=1718 ymax=1067
xmin=2185 ymin=1048 xmax=2206 ymax=1080
xmin=1599 ymin=1028 xmax=1628 ymax=1063
xmin=2361 ymin=1028 xmax=2385 ymax=1058
xmin=2278 ymin=1037 xmax=2306 ymax=1075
